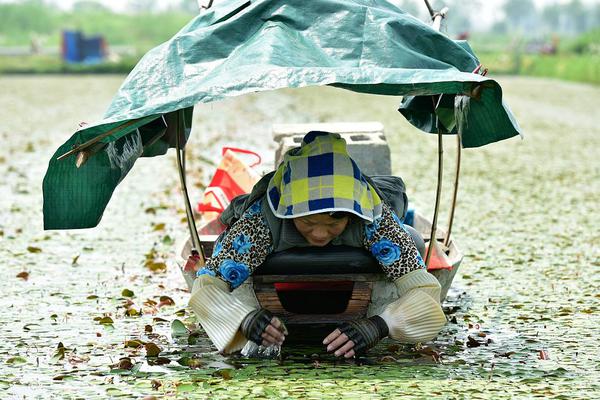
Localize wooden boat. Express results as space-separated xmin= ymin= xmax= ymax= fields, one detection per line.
xmin=178 ymin=123 xmax=463 ymax=344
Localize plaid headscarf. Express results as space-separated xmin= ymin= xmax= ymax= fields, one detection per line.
xmin=267 ymin=131 xmax=382 ymax=222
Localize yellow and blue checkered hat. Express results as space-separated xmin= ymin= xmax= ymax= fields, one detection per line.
xmin=267 ymin=131 xmax=382 ymax=222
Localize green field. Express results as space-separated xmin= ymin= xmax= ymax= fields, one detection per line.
xmin=1 ymin=3 xmax=599 ymax=84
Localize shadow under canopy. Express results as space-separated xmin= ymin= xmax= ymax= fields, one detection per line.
xmin=42 ymin=0 xmax=521 ymax=230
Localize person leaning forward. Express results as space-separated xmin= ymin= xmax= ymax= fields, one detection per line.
xmin=188 ymin=131 xmax=446 ymax=357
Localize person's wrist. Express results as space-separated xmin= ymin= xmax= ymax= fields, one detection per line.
xmin=240 ymin=308 xmax=273 ymax=344
xmin=368 ymin=315 xmax=389 ymax=339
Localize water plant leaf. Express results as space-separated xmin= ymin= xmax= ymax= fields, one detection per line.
xmin=125 ymin=308 xmax=140 ymax=317
xmin=97 ymin=316 xmax=114 ymax=325
xmin=124 ymin=340 xmax=145 ymax=348
xmin=5 ymin=356 xmax=27 ymax=364
xmin=158 ymin=296 xmax=175 ymax=307
xmin=176 ymin=383 xmax=196 ymax=392
xmin=145 ymin=261 xmax=167 ymax=273
xmin=121 ymin=288 xmax=135 ymax=297
xmin=171 ymin=319 xmax=189 ymax=337
xmin=26 ymin=246 xmax=42 ymax=253
xmin=145 ymin=343 xmax=161 ymax=357
xmin=16 ymin=271 xmax=29 ymax=280
xmin=212 ymin=369 xmax=234 ymax=380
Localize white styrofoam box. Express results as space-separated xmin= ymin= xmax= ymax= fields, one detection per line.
xmin=272 ymin=122 xmax=391 ymax=176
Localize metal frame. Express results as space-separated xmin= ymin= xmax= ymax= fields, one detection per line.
xmin=424 ymin=0 xmax=462 ymax=265
xmin=174 ymin=110 xmax=205 ymax=261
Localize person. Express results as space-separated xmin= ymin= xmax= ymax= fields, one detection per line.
xmin=188 ymin=131 xmax=446 ymax=357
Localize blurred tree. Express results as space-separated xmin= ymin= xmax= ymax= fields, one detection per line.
xmin=541 ymin=4 xmax=561 ymax=34
xmin=591 ymin=4 xmax=600 ymax=30
xmin=72 ymin=1 xmax=110 ymax=13
xmin=0 ymin=0 xmax=58 ymax=39
xmin=564 ymin=0 xmax=588 ymax=34
xmin=502 ymin=0 xmax=537 ymax=33
xmin=176 ymin=0 xmax=200 ymax=14
xmin=127 ymin=0 xmax=157 ymax=14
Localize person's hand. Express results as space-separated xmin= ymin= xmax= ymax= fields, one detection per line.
xmin=261 ymin=316 xmax=287 ymax=346
xmin=323 ymin=316 xmax=389 ymax=358
xmin=323 ymin=328 xmax=356 ymax=358
xmin=240 ymin=309 xmax=287 ymax=347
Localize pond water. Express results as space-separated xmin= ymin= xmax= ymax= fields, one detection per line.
xmin=0 ymin=75 xmax=598 ymax=399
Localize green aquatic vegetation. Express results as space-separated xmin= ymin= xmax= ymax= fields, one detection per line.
xmin=0 ymin=76 xmax=599 ymax=398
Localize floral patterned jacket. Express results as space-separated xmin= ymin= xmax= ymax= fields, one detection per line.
xmin=197 ymin=199 xmax=426 ymax=290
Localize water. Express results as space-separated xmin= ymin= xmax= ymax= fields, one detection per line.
xmin=0 ymin=75 xmax=598 ymax=399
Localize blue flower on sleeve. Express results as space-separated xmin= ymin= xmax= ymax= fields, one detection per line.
xmin=212 ymin=241 xmax=223 ymax=257
xmin=371 ymin=239 xmax=401 ymax=266
xmin=244 ymin=199 xmax=262 ymax=217
xmin=364 ymin=217 xmax=381 ymax=241
xmin=219 ymin=259 xmax=250 ymax=288
xmin=232 ymin=233 xmax=252 ymax=254
xmin=196 ymin=268 xmax=216 ymax=277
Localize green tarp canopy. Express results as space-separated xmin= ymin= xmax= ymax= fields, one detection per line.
xmin=43 ymin=0 xmax=522 ymax=230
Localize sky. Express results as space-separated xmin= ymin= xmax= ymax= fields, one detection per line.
xmin=3 ymin=0 xmax=600 ymax=29
xmin=24 ymin=0 xmax=600 ymax=14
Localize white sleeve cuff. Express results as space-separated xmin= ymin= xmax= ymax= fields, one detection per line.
xmin=188 ymin=275 xmax=256 ymax=353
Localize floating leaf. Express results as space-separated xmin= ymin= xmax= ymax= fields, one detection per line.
xmin=153 ymin=223 xmax=166 ymax=231
xmin=158 ymin=296 xmax=175 ymax=307
xmin=176 ymin=383 xmax=196 ymax=393
xmin=125 ymin=308 xmax=140 ymax=317
xmin=121 ymin=289 xmax=135 ymax=298
xmin=188 ymin=332 xmax=200 ymax=345
xmin=177 ymin=356 xmax=203 ymax=369
xmin=6 ymin=356 xmax=27 ymax=365
xmin=148 ymin=357 xmax=171 ymax=366
xmin=162 ymin=235 xmax=174 ymax=245
xmin=111 ymin=357 xmax=134 ymax=370
xmin=71 ymin=255 xmax=80 ymax=265
xmin=124 ymin=339 xmax=145 ymax=348
xmin=27 ymin=246 xmax=42 ymax=253
xmin=144 ymin=342 xmax=161 ymax=357
xmin=16 ymin=271 xmax=29 ymax=280
xmin=50 ymin=343 xmax=66 ymax=363
xmin=212 ymin=369 xmax=234 ymax=380
xmin=144 ymin=298 xmax=158 ymax=306
xmin=145 ymin=261 xmax=167 ymax=273
xmin=87 ymin=295 xmax=99 ymax=300
xmin=97 ymin=316 xmax=114 ymax=325
xmin=23 ymin=323 xmax=40 ymax=332
xmin=171 ymin=319 xmax=189 ymax=337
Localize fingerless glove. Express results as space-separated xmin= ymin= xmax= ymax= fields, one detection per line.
xmin=240 ymin=308 xmax=274 ymax=345
xmin=337 ymin=315 xmax=389 ymax=354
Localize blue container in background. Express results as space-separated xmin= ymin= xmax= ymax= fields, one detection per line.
xmin=62 ymin=31 xmax=83 ymax=63
xmin=61 ymin=31 xmax=106 ymax=64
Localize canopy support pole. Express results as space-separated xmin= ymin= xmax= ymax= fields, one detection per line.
xmin=57 ymin=117 xmax=143 ymax=161
xmin=425 ymin=120 xmax=444 ymax=267
xmin=175 ymin=110 xmax=205 ymax=262
xmin=444 ymin=134 xmax=461 ymax=247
